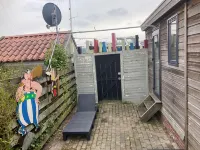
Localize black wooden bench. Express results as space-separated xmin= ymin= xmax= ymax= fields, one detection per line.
xmin=63 ymin=94 xmax=97 ymax=141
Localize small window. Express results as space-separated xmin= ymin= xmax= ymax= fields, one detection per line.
xmin=168 ymin=15 xmax=178 ymax=66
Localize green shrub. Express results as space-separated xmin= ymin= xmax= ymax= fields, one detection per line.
xmin=0 ymin=85 xmax=17 ymax=150
xmin=44 ymin=44 xmax=69 ymax=69
xmin=0 ymin=65 xmax=22 ymax=149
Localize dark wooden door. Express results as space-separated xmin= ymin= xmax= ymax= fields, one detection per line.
xmin=95 ymin=54 xmax=122 ymax=101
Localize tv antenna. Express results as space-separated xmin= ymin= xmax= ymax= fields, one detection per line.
xmin=42 ymin=3 xmax=62 ymax=71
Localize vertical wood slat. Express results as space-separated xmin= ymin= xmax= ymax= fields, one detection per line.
xmin=122 ymin=50 xmax=148 ymax=103
xmin=187 ymin=0 xmax=200 ymax=149
xmin=184 ymin=1 xmax=188 ymax=150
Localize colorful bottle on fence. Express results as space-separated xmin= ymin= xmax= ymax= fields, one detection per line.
xmin=135 ymin=35 xmax=139 ymax=49
xmin=77 ymin=47 xmax=82 ymax=54
xmin=117 ymin=46 xmax=122 ymax=51
xmin=130 ymin=43 xmax=134 ymax=50
xmin=99 ymin=42 xmax=102 ymax=53
xmin=126 ymin=45 xmax=130 ymax=50
xmin=94 ymin=39 xmax=99 ymax=53
xmin=144 ymin=40 xmax=148 ymax=48
xmin=122 ymin=39 xmax=125 ymax=51
xmin=102 ymin=42 xmax=107 ymax=52
xmin=82 ymin=47 xmax=86 ymax=54
xmin=89 ymin=45 xmax=94 ymax=54
xmin=112 ymin=33 xmax=117 ymax=51
xmin=108 ymin=43 xmax=112 ymax=52
xmin=86 ymin=40 xmax=90 ymax=53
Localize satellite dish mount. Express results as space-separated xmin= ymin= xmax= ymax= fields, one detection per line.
xmin=51 ymin=5 xmax=58 ymax=30
xmin=42 ymin=3 xmax=62 ymax=71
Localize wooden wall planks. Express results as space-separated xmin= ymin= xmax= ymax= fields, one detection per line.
xmin=188 ymin=2 xmax=200 ymax=18
xmin=157 ymin=2 xmax=186 ymax=141
xmin=187 ymin=0 xmax=200 ymax=149
xmin=188 ymin=34 xmax=200 ymax=44
xmin=188 ymin=24 xmax=200 ymax=35
xmin=188 ymin=13 xmax=200 ymax=27
xmin=145 ymin=0 xmax=200 ymax=149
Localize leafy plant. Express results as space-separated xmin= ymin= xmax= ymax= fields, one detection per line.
xmin=0 ymin=65 xmax=25 ymax=150
xmin=44 ymin=44 xmax=69 ymax=69
xmin=0 ymin=83 xmax=17 ymax=150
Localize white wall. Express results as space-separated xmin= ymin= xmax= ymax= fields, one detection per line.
xmin=122 ymin=49 xmax=148 ymax=104
xmin=74 ymin=54 xmax=98 ymax=102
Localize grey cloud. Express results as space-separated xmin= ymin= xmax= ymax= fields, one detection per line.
xmin=136 ymin=20 xmax=142 ymax=25
xmin=74 ymin=19 xmax=90 ymax=28
xmin=86 ymin=14 xmax=101 ymax=22
xmin=107 ymin=8 xmax=128 ymax=17
xmin=127 ymin=22 xmax=132 ymax=26
xmin=23 ymin=1 xmax=43 ymax=12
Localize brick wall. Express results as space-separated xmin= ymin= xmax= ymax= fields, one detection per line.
xmin=156 ymin=111 xmax=185 ymax=149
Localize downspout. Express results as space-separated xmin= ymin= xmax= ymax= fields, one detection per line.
xmin=184 ymin=1 xmax=188 ymax=150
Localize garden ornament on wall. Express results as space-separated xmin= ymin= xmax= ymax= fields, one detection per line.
xmin=16 ymin=66 xmax=43 ymax=136
xmin=46 ymin=68 xmax=59 ymax=97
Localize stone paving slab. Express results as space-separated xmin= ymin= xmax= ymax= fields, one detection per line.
xmin=43 ymin=101 xmax=179 ymax=150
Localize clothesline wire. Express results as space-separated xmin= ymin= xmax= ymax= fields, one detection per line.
xmin=67 ymin=26 xmax=141 ymax=34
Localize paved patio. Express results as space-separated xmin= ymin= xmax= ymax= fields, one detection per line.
xmin=43 ymin=101 xmax=179 ymax=150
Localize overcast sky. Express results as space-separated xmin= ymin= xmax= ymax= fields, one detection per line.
xmin=0 ymin=0 xmax=163 ymax=46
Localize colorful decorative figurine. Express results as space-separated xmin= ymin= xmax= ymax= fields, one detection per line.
xmin=16 ymin=66 xmax=43 ymax=136
xmin=46 ymin=68 xmax=59 ymax=97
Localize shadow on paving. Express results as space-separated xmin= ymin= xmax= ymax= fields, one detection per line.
xmin=43 ymin=100 xmax=179 ymax=150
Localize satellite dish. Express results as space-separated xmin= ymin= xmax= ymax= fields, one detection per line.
xmin=42 ymin=3 xmax=62 ymax=27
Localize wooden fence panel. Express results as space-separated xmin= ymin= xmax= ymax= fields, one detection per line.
xmin=2 ymin=66 xmax=77 ymax=149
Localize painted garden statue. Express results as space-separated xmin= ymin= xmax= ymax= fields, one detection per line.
xmin=16 ymin=66 xmax=43 ymax=136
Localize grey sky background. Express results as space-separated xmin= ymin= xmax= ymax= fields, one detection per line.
xmin=0 ymin=0 xmax=163 ymax=46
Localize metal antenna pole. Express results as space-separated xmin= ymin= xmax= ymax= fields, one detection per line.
xmin=69 ymin=0 xmax=72 ymax=33
xmin=46 ymin=5 xmax=59 ymax=71
xmin=54 ymin=4 xmax=59 ymax=43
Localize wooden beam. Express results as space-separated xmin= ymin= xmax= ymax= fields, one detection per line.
xmin=184 ymin=1 xmax=188 ymax=150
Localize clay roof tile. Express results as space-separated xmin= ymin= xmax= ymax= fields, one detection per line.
xmin=0 ymin=31 xmax=70 ymax=62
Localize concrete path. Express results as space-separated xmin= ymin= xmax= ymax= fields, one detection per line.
xmin=43 ymin=101 xmax=178 ymax=150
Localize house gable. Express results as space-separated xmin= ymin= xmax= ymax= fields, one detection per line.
xmin=141 ymin=0 xmax=185 ymax=31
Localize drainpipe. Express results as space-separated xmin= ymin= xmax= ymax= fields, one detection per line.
xmin=184 ymin=1 xmax=188 ymax=150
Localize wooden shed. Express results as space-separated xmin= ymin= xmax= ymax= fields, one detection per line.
xmin=141 ymin=0 xmax=200 ymax=149
xmin=74 ymin=50 xmax=148 ymax=104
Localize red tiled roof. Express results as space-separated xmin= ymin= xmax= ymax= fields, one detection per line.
xmin=0 ymin=31 xmax=70 ymax=62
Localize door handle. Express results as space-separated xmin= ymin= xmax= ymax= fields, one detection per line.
xmin=118 ymin=72 xmax=121 ymax=75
